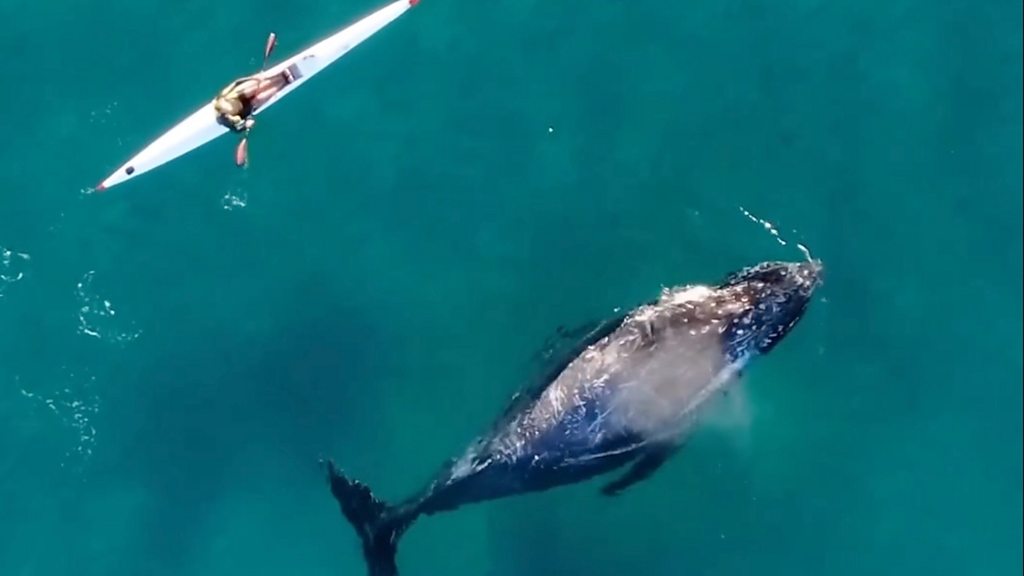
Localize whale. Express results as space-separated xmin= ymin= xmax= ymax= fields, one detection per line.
xmin=322 ymin=259 xmax=823 ymax=576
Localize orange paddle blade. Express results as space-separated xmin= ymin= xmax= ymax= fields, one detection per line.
xmin=235 ymin=138 xmax=249 ymax=167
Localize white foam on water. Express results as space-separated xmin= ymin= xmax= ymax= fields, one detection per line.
xmin=75 ymin=271 xmax=141 ymax=343
xmin=1 ymin=246 xmax=31 ymax=298
xmin=18 ymin=370 xmax=101 ymax=470
xmin=222 ymin=187 xmax=249 ymax=210
xmin=738 ymin=206 xmax=815 ymax=263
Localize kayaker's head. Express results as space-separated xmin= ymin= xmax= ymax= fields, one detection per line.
xmin=214 ymin=96 xmax=242 ymax=116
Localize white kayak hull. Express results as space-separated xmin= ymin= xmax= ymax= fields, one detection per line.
xmin=98 ymin=0 xmax=417 ymax=191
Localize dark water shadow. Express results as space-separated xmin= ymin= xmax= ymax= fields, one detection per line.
xmin=86 ymin=286 xmax=389 ymax=576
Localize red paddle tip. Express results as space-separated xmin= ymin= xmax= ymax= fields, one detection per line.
xmin=409 ymin=0 xmax=419 ymax=6
xmin=236 ymin=139 xmax=249 ymax=167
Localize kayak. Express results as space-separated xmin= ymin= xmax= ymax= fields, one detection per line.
xmin=97 ymin=0 xmax=418 ymax=191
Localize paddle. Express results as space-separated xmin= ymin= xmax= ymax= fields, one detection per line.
xmin=237 ymin=32 xmax=278 ymax=168
xmin=235 ymin=137 xmax=249 ymax=167
xmin=262 ymin=32 xmax=278 ymax=71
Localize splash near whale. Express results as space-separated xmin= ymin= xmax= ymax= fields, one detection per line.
xmin=322 ymin=260 xmax=823 ymax=576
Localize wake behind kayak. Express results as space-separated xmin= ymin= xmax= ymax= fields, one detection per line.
xmin=96 ymin=0 xmax=419 ymax=191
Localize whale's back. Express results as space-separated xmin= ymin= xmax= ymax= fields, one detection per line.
xmin=492 ymin=285 xmax=746 ymax=460
xmin=607 ymin=325 xmax=737 ymax=437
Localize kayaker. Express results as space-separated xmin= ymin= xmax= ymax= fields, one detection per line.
xmin=213 ymin=68 xmax=294 ymax=133
xmin=213 ymin=33 xmax=292 ymax=167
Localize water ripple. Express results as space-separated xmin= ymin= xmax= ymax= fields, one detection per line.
xmin=87 ymin=101 xmax=119 ymax=125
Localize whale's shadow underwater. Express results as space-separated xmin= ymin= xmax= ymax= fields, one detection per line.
xmin=322 ymin=259 xmax=823 ymax=576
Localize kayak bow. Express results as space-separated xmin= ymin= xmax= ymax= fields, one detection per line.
xmin=97 ymin=0 xmax=417 ymax=191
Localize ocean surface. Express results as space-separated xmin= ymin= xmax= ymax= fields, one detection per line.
xmin=1 ymin=0 xmax=1021 ymax=575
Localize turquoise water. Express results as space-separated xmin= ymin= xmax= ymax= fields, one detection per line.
xmin=1 ymin=0 xmax=1020 ymax=574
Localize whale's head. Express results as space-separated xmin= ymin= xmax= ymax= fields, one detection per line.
xmin=716 ymin=260 xmax=822 ymax=361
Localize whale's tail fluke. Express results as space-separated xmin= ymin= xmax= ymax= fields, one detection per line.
xmin=322 ymin=459 xmax=417 ymax=576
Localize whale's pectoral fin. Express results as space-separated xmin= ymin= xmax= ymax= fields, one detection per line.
xmin=600 ymin=443 xmax=679 ymax=497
